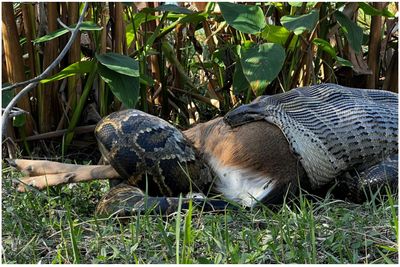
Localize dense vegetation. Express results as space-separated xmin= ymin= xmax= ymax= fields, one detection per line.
xmin=2 ymin=2 xmax=398 ymax=157
xmin=2 ymin=2 xmax=398 ymax=264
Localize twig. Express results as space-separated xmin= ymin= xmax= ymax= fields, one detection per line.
xmin=2 ymin=3 xmax=89 ymax=137
xmin=15 ymin=124 xmax=96 ymax=142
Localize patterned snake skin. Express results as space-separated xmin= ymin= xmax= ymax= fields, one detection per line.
xmin=224 ymin=84 xmax=398 ymax=195
xmin=94 ymin=109 xmax=231 ymax=215
xmin=95 ymin=84 xmax=398 ymax=215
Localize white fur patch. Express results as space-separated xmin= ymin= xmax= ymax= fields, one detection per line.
xmin=208 ymin=157 xmax=275 ymax=207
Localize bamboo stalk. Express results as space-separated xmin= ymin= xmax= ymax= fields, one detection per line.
xmin=366 ymin=2 xmax=387 ymax=89
xmin=67 ymin=2 xmax=81 ymax=113
xmin=99 ymin=3 xmax=108 ymax=117
xmin=2 ymin=2 xmax=34 ymax=135
xmin=2 ymin=3 xmax=89 ymax=137
xmin=39 ymin=2 xmax=60 ymax=133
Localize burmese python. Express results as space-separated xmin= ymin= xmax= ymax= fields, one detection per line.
xmin=94 ymin=109 xmax=230 ymax=215
xmin=94 ymin=84 xmax=398 ymax=216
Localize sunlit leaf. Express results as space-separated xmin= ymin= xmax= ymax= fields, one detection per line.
xmin=288 ymin=2 xmax=316 ymax=8
xmin=33 ymin=22 xmax=103 ymax=43
xmin=261 ymin=24 xmax=299 ymax=49
xmin=240 ymin=43 xmax=285 ymax=95
xmin=219 ymin=2 xmax=266 ymax=34
xmin=40 ymin=61 xmax=95 ymax=83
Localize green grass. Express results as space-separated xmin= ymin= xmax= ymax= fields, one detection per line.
xmin=2 ymin=165 xmax=398 ymax=264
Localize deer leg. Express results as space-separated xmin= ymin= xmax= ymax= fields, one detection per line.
xmin=6 ymin=159 xmax=120 ymax=192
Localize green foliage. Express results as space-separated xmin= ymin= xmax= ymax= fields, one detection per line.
xmin=219 ymin=2 xmax=266 ymax=34
xmin=155 ymin=4 xmax=193 ymax=14
xmin=97 ymin=64 xmax=140 ymax=109
xmin=358 ymin=2 xmax=395 ymax=17
xmin=281 ymin=10 xmax=319 ymax=35
xmin=334 ymin=11 xmax=363 ymax=53
xmin=40 ymin=61 xmax=95 ymax=83
xmin=240 ymin=43 xmax=286 ymax=95
xmin=261 ymin=25 xmax=298 ymax=49
xmin=4 ymin=1 xmax=398 ymax=165
xmin=96 ymin=53 xmax=139 ymax=77
xmin=33 ymin=22 xmax=103 ymax=43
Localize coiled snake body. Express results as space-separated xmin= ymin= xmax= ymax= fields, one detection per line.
xmin=94 ymin=84 xmax=398 ymax=216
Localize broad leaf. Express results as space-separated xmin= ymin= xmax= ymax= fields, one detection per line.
xmin=232 ymin=61 xmax=250 ymax=94
xmin=358 ymin=3 xmax=395 ymax=17
xmin=281 ymin=10 xmax=319 ymax=35
xmin=155 ymin=4 xmax=193 ymax=14
xmin=334 ymin=11 xmax=363 ymax=53
xmin=96 ymin=53 xmax=139 ymax=77
xmin=336 ymin=56 xmax=353 ymax=67
xmin=288 ymin=2 xmax=316 ymax=7
xmin=219 ymin=2 xmax=266 ymax=34
xmin=33 ymin=22 xmax=102 ymax=43
xmin=240 ymin=43 xmax=285 ymax=95
xmin=261 ymin=24 xmax=299 ymax=49
xmin=40 ymin=61 xmax=95 ymax=83
xmin=98 ymin=64 xmax=140 ymax=108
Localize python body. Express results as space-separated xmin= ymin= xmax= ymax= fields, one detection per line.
xmin=94 ymin=84 xmax=398 ymax=215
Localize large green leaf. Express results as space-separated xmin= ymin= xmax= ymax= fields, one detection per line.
xmin=334 ymin=11 xmax=363 ymax=53
xmin=219 ymin=2 xmax=266 ymax=34
xmin=312 ymin=38 xmax=353 ymax=67
xmin=96 ymin=53 xmax=139 ymax=77
xmin=261 ymin=24 xmax=299 ymax=49
xmin=281 ymin=10 xmax=319 ymax=35
xmin=288 ymin=2 xmax=316 ymax=7
xmin=40 ymin=61 xmax=95 ymax=83
xmin=97 ymin=64 xmax=140 ymax=108
xmin=232 ymin=61 xmax=250 ymax=94
xmin=358 ymin=3 xmax=395 ymax=17
xmin=155 ymin=4 xmax=193 ymax=14
xmin=33 ymin=22 xmax=102 ymax=43
xmin=240 ymin=43 xmax=285 ymax=95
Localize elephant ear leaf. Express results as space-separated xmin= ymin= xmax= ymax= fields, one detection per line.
xmin=334 ymin=11 xmax=363 ymax=53
xmin=281 ymin=10 xmax=319 ymax=35
xmin=96 ymin=53 xmax=140 ymax=108
xmin=219 ymin=2 xmax=266 ymax=34
xmin=240 ymin=43 xmax=286 ymax=95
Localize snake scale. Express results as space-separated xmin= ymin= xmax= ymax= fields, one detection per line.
xmin=94 ymin=84 xmax=398 ymax=216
